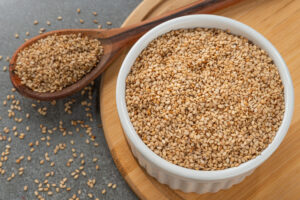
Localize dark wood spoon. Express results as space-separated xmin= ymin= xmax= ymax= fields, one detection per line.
xmin=9 ymin=0 xmax=242 ymax=100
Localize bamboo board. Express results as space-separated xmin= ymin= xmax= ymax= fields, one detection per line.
xmin=100 ymin=0 xmax=300 ymax=199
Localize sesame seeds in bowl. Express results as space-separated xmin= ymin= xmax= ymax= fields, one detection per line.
xmin=116 ymin=15 xmax=294 ymax=193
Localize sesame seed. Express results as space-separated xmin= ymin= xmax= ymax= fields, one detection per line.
xmin=57 ymin=16 xmax=62 ymax=21
xmin=14 ymin=34 xmax=103 ymax=93
xmin=92 ymin=11 xmax=97 ymax=16
xmin=106 ymin=21 xmax=112 ymax=25
xmin=39 ymin=28 xmax=46 ymax=33
xmin=34 ymin=20 xmax=39 ymax=25
xmin=76 ymin=8 xmax=81 ymax=13
xmin=126 ymin=28 xmax=285 ymax=170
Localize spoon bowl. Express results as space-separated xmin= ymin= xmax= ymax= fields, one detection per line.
xmin=9 ymin=0 xmax=243 ymax=100
xmin=9 ymin=29 xmax=116 ymax=100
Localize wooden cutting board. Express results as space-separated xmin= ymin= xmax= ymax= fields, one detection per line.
xmin=100 ymin=0 xmax=300 ymax=199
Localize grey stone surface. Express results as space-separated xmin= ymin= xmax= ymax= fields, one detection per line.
xmin=0 ymin=0 xmax=141 ymax=199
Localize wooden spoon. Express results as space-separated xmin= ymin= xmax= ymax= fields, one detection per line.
xmin=9 ymin=0 xmax=242 ymax=100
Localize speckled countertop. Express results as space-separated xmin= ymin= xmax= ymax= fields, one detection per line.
xmin=0 ymin=0 xmax=140 ymax=199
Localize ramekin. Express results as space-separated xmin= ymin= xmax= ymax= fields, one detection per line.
xmin=116 ymin=15 xmax=294 ymax=194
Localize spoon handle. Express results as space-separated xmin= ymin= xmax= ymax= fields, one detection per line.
xmin=108 ymin=0 xmax=243 ymax=45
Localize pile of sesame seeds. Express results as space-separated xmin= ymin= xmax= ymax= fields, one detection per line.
xmin=11 ymin=8 xmax=114 ymax=93
xmin=126 ymin=28 xmax=285 ymax=170
xmin=14 ymin=34 xmax=103 ymax=93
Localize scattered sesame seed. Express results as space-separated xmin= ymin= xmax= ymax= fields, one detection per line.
xmin=77 ymin=8 xmax=81 ymax=13
xmin=33 ymin=20 xmax=39 ymax=25
xmin=25 ymin=32 xmax=30 ymax=36
xmin=106 ymin=21 xmax=112 ymax=25
xmin=46 ymin=21 xmax=51 ymax=26
xmin=39 ymin=28 xmax=46 ymax=34
xmin=93 ymin=19 xmax=98 ymax=24
xmin=79 ymin=19 xmax=84 ymax=24
xmin=24 ymin=185 xmax=28 ymax=191
xmin=15 ymin=33 xmax=19 ymax=39
xmin=57 ymin=16 xmax=63 ymax=21
xmin=92 ymin=11 xmax=97 ymax=16
xmin=51 ymin=100 xmax=56 ymax=105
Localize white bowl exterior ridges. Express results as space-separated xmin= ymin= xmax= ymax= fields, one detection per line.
xmin=116 ymin=15 xmax=294 ymax=194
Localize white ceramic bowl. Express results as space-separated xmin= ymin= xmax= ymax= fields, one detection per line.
xmin=116 ymin=15 xmax=294 ymax=194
